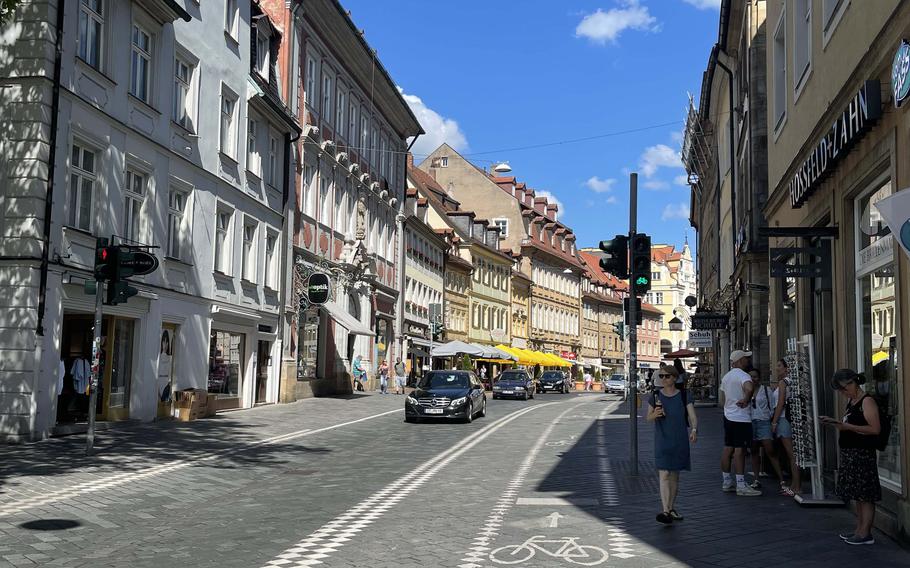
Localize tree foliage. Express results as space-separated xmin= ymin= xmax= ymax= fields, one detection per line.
xmin=0 ymin=0 xmax=21 ymax=27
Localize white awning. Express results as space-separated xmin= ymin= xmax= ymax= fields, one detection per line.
xmin=322 ymin=301 xmax=374 ymax=336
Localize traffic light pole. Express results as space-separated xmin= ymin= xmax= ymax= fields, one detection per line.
xmin=86 ymin=275 xmax=103 ymax=455
xmin=628 ymin=173 xmax=639 ymax=477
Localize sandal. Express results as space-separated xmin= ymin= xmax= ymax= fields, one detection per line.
xmin=779 ymin=487 xmax=796 ymax=497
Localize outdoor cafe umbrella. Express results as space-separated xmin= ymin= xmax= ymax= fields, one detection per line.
xmin=430 ymin=340 xmax=485 ymax=358
xmin=664 ymin=348 xmax=701 ymax=359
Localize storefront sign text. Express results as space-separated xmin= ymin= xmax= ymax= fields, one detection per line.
xmin=688 ymin=330 xmax=713 ymax=349
xmin=306 ymin=272 xmax=331 ymax=305
xmin=690 ymin=312 xmax=729 ymax=330
xmin=892 ymin=40 xmax=910 ymax=108
xmin=789 ymin=80 xmax=882 ymax=208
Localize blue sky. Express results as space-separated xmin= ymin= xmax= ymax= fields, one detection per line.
xmin=342 ymin=0 xmax=720 ymax=251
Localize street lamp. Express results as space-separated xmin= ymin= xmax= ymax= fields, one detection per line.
xmin=668 ymin=310 xmax=684 ymax=332
xmin=493 ymin=162 xmax=512 ymax=173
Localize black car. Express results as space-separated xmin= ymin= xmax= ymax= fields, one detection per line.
xmin=405 ymin=371 xmax=487 ymax=423
xmin=492 ymin=369 xmax=535 ymax=400
xmin=537 ymin=370 xmax=570 ymax=394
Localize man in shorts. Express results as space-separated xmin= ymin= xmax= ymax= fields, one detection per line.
xmin=720 ymin=350 xmax=760 ymax=496
xmin=394 ymin=357 xmax=406 ymax=395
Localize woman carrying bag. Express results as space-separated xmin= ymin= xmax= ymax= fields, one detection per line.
xmin=770 ymin=359 xmax=802 ymax=496
xmin=646 ymin=363 xmax=698 ymax=525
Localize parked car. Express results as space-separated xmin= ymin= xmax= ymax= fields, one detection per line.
xmin=537 ymin=371 xmax=570 ymax=394
xmin=605 ymin=374 xmax=627 ymax=394
xmin=492 ymin=369 xmax=536 ymax=400
xmin=405 ymin=371 xmax=487 ymax=423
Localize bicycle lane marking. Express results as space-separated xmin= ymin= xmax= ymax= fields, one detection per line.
xmin=458 ymin=400 xmax=619 ymax=568
xmin=0 ymin=408 xmax=402 ymax=519
xmin=259 ymin=402 xmax=557 ymax=568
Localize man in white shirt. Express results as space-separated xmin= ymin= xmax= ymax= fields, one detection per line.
xmin=720 ymin=350 xmax=760 ymax=496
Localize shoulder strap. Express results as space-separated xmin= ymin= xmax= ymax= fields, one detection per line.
xmin=764 ymin=385 xmax=772 ymax=412
xmin=681 ymin=388 xmax=688 ymax=407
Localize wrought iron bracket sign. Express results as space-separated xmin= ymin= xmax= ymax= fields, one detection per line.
xmin=769 ymin=243 xmax=832 ymax=290
xmin=306 ymin=272 xmax=330 ymax=305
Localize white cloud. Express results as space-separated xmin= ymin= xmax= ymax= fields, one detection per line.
xmin=682 ymin=0 xmax=721 ymax=9
xmin=585 ymin=176 xmax=616 ymax=193
xmin=575 ymin=1 xmax=659 ymax=45
xmin=643 ymin=179 xmax=669 ymax=190
xmin=639 ymin=144 xmax=683 ymax=177
xmin=674 ymin=174 xmax=689 ymax=186
xmin=398 ymin=87 xmax=469 ymax=157
xmin=661 ymin=202 xmax=691 ymax=221
xmin=670 ymin=130 xmax=684 ymax=144
xmin=535 ymin=190 xmax=565 ymax=215
xmin=605 ymin=196 xmax=619 ymax=205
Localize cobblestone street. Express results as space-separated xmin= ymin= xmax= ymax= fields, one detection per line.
xmin=0 ymin=392 xmax=906 ymax=567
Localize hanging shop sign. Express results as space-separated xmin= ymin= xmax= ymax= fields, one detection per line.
xmin=688 ymin=330 xmax=713 ymax=349
xmin=789 ymin=80 xmax=882 ymax=208
xmin=690 ymin=312 xmax=729 ymax=330
xmin=306 ymin=272 xmax=331 ymax=305
xmin=892 ymin=40 xmax=910 ymax=108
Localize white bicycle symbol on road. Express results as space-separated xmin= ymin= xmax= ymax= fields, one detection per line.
xmin=490 ymin=535 xmax=609 ymax=566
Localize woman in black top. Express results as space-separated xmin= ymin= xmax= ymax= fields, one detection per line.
xmin=820 ymin=369 xmax=881 ymax=546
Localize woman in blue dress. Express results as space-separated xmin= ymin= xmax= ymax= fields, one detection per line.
xmin=646 ymin=363 xmax=698 ymax=524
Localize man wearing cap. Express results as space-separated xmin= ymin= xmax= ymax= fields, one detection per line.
xmin=720 ymin=350 xmax=761 ymax=496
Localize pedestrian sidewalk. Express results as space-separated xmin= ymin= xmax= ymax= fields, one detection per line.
xmin=597 ymin=400 xmax=908 ymax=566
xmin=0 ymin=393 xmax=403 ymax=516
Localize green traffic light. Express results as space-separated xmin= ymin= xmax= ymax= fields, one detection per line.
xmin=636 ymin=276 xmax=649 ymax=285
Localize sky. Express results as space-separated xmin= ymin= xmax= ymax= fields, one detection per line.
xmin=341 ymin=0 xmax=721 ymax=252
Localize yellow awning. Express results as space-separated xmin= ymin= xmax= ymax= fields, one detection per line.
xmin=543 ymin=353 xmax=572 ymax=367
xmin=872 ymin=350 xmax=889 ymax=366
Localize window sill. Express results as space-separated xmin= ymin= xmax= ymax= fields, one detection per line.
xmin=246 ymin=169 xmax=262 ymax=183
xmin=171 ymin=120 xmax=198 ymax=137
xmin=793 ymin=66 xmax=813 ymax=104
xmin=241 ymin=278 xmax=257 ymax=287
xmin=62 ymin=225 xmax=95 ymax=238
xmin=264 ymin=285 xmax=279 ymax=294
xmin=220 ymin=151 xmax=239 ymax=166
xmin=224 ymin=30 xmax=240 ymax=46
xmin=772 ymin=113 xmax=788 ymax=144
xmin=213 ymin=269 xmax=233 ymax=279
xmin=128 ymin=93 xmax=162 ymax=116
xmin=75 ymin=57 xmax=117 ymax=87
xmin=164 ymin=255 xmax=193 ymax=267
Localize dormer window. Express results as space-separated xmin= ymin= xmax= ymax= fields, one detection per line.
xmin=256 ymin=30 xmax=269 ymax=80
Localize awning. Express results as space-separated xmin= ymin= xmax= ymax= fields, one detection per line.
xmin=431 ymin=340 xmax=485 ymax=358
xmin=409 ymin=345 xmax=430 ymax=358
xmin=664 ymin=349 xmax=701 ymax=359
xmin=322 ymin=302 xmax=374 ymax=336
xmin=470 ymin=344 xmax=517 ymax=361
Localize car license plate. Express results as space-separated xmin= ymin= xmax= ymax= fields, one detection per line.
xmin=424 ymin=408 xmax=444 ymax=414
xmin=502 ymin=390 xmax=514 ymax=394
xmin=544 ymin=385 xmax=553 ymax=389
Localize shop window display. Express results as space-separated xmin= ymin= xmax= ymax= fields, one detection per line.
xmin=209 ymin=330 xmax=244 ymax=398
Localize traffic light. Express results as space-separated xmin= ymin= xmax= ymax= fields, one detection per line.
xmin=623 ymin=297 xmax=643 ymax=326
xmin=630 ymin=233 xmax=652 ymax=296
xmin=612 ymin=321 xmax=625 ymax=337
xmin=92 ymin=240 xmax=145 ymax=305
xmin=431 ymin=321 xmax=445 ymax=341
xmin=94 ymin=239 xmax=118 ymax=281
xmin=106 ymin=280 xmax=139 ymax=305
xmin=598 ymin=235 xmax=629 ymax=279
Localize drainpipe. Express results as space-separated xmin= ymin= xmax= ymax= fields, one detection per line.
xmin=36 ymin=0 xmax=66 ymax=336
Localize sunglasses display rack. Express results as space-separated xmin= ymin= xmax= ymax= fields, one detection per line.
xmin=785 ymin=336 xmax=843 ymax=506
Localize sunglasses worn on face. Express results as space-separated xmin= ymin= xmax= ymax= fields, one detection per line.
xmin=658 ymin=374 xmax=673 ymax=379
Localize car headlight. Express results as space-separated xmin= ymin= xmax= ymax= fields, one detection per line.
xmin=492 ymin=386 xmax=501 ymax=391
xmin=514 ymin=386 xmax=525 ymax=390
xmin=406 ymin=396 xmax=418 ymax=405
xmin=450 ymin=397 xmax=467 ymax=407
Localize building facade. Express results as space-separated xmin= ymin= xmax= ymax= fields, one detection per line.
xmin=646 ymin=243 xmax=697 ymax=354
xmin=284 ymin=0 xmax=422 ymax=399
xmin=419 ymin=144 xmax=584 ymax=360
xmin=510 ymin=267 xmax=532 ymax=350
xmin=0 ymin=0 xmax=307 ymax=440
xmin=760 ymin=0 xmax=908 ymax=538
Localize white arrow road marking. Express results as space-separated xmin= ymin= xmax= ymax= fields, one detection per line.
xmin=0 ymin=408 xmax=402 ymax=518
xmin=459 ymin=399 xmax=622 ymax=568
xmin=261 ymin=403 xmax=556 ymax=568
xmin=546 ymin=512 xmax=564 ymax=528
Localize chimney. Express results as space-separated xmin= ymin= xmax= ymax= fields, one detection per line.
xmin=407 ymin=152 xmax=414 ymax=168
xmin=534 ymin=197 xmax=547 ymax=215
xmin=525 ymin=190 xmax=535 ymax=208
xmin=514 ymin=187 xmax=524 ymax=202
xmin=546 ymin=203 xmax=558 ymax=221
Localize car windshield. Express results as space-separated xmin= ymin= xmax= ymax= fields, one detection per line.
xmin=541 ymin=372 xmax=563 ymax=380
xmin=497 ymin=372 xmax=526 ymax=382
xmin=418 ymin=372 xmax=469 ymax=390
xmin=610 ymin=375 xmax=624 ymax=382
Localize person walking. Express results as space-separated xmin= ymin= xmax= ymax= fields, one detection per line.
xmin=821 ymin=369 xmax=882 ymax=546
xmin=378 ymin=360 xmax=389 ymax=394
xmin=352 ymin=355 xmax=365 ymax=392
xmin=646 ymin=363 xmax=697 ymax=524
xmin=770 ymin=359 xmax=802 ymax=496
xmin=394 ymin=357 xmax=407 ymax=395
xmin=720 ymin=350 xmax=761 ymax=496
xmin=747 ymin=369 xmax=785 ymax=490
xmin=583 ymin=370 xmax=594 ymax=391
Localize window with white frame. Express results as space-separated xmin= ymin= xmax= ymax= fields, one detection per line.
xmin=242 ymin=220 xmax=257 ymax=282
xmin=69 ymin=143 xmax=96 ymax=232
xmin=348 ymin=101 xmax=357 ymax=144
xmin=347 ymin=187 xmax=356 ymax=235
xmin=256 ymin=30 xmax=269 ymax=80
xmin=130 ymin=24 xmax=151 ymax=103
xmin=359 ymin=114 xmax=369 ymax=155
xmin=220 ymin=89 xmax=237 ymax=158
xmin=336 ymin=90 xmax=346 ymax=135
xmin=78 ymin=0 xmax=104 ymax=69
xmin=823 ymin=0 xmax=846 ymax=33
xmin=321 ymin=73 xmax=333 ymax=121
xmin=379 ymin=136 xmax=387 ymax=179
xmin=305 ymin=56 xmax=318 ymax=108
xmin=167 ymin=188 xmax=187 ymax=259
xmin=492 ymin=218 xmax=508 ymax=238
xmin=371 ymin=126 xmax=379 ymax=166
xmin=772 ymin=9 xmax=787 ymax=129
xmin=268 ymin=135 xmax=279 ymax=187
xmin=173 ymin=55 xmax=195 ymax=131
xmin=247 ymin=117 xmax=259 ymax=175
xmin=290 ymin=35 xmax=300 ymax=115
xmin=334 ymin=178 xmax=344 ymax=229
xmin=214 ymin=209 xmax=232 ymax=273
xmin=440 ymin=156 xmax=449 ymax=167
xmin=265 ymin=232 xmax=278 ymax=289
xmin=225 ymin=0 xmax=238 ymax=39
xmin=303 ymin=165 xmax=316 ymax=217
xmin=794 ymin=0 xmax=811 ymax=90
xmin=123 ymin=170 xmax=145 ymax=242
xmin=319 ymin=173 xmax=330 ymax=224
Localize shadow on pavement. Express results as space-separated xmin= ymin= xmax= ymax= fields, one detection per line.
xmin=532 ymin=399 xmax=908 ymax=567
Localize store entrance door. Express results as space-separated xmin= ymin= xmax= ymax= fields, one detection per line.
xmin=256 ymin=341 xmax=270 ymax=404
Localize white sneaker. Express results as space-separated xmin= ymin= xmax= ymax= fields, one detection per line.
xmin=722 ymin=482 xmax=736 ymax=492
xmin=737 ymin=485 xmax=762 ymax=497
